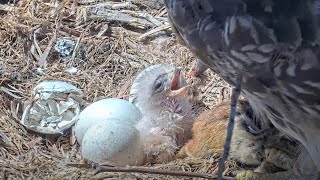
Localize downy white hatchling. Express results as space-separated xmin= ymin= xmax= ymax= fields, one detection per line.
xmin=129 ymin=64 xmax=194 ymax=164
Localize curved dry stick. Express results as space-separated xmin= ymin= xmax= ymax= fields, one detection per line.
xmin=217 ymin=75 xmax=242 ymax=180
xmin=94 ymin=165 xmax=236 ymax=180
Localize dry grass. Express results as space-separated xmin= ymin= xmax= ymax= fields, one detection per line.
xmin=0 ymin=0 xmax=235 ymax=179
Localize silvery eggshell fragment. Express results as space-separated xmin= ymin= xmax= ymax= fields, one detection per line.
xmin=54 ymin=38 xmax=75 ymax=58
xmin=74 ymin=98 xmax=141 ymax=145
xmin=81 ymin=118 xmax=145 ymax=166
xmin=33 ymin=80 xmax=83 ymax=100
xmin=21 ymin=80 xmax=84 ymax=134
xmin=65 ymin=67 xmax=78 ymax=75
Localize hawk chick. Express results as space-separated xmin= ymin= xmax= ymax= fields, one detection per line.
xmin=129 ymin=64 xmax=194 ymax=164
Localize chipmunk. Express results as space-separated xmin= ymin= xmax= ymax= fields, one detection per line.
xmin=177 ymin=100 xmax=319 ymax=179
xmin=177 ymin=100 xmax=266 ymax=167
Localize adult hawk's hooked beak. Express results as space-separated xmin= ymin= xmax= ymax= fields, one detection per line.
xmin=168 ymin=67 xmax=190 ymax=97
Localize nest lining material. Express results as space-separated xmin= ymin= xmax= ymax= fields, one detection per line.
xmin=0 ymin=0 xmax=234 ymax=179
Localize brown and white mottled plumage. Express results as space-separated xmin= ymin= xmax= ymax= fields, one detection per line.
xmin=129 ymin=64 xmax=194 ymax=164
xmin=164 ymin=0 xmax=320 ymax=170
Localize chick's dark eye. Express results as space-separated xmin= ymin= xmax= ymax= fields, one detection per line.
xmin=153 ymin=74 xmax=167 ymax=92
xmin=154 ymin=82 xmax=162 ymax=90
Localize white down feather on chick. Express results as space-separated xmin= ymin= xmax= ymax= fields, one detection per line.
xmin=129 ymin=64 xmax=195 ymax=164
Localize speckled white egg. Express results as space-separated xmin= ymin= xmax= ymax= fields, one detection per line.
xmin=74 ymin=98 xmax=141 ymax=145
xmin=81 ymin=118 xmax=145 ymax=166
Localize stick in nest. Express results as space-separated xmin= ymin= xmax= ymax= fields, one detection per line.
xmin=94 ymin=165 xmax=236 ymax=180
xmin=2 ymin=170 xmax=8 ymax=180
xmin=217 ymin=75 xmax=242 ymax=180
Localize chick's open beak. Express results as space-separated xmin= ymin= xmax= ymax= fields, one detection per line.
xmin=169 ymin=67 xmax=190 ymax=97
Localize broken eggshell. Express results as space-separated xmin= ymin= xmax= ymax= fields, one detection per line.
xmin=21 ymin=80 xmax=84 ymax=134
xmin=74 ymin=98 xmax=142 ymax=145
xmin=54 ymin=38 xmax=75 ymax=58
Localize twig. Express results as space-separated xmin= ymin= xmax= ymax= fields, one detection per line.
xmin=117 ymin=79 xmax=132 ymax=98
xmin=138 ymin=24 xmax=171 ymax=41
xmin=117 ymin=51 xmax=149 ymax=65
xmin=2 ymin=170 xmax=8 ymax=180
xmin=88 ymin=9 xmax=153 ymax=29
xmin=59 ymin=26 xmax=81 ymax=37
xmin=66 ymin=163 xmax=92 ymax=168
xmin=137 ymin=12 xmax=163 ymax=26
xmin=33 ymin=28 xmax=43 ymax=55
xmin=122 ymin=10 xmax=169 ymax=26
xmin=94 ymin=165 xmax=235 ymax=180
xmin=88 ymin=2 xmax=137 ymax=10
xmin=0 ymin=5 xmax=14 ymax=12
xmin=217 ymin=75 xmax=242 ymax=180
xmin=0 ymin=133 xmax=13 ymax=148
xmin=38 ymin=30 xmax=57 ymax=68
xmin=157 ymin=7 xmax=167 ymax=17
xmin=70 ymin=22 xmax=90 ymax=61
xmin=88 ymin=8 xmax=169 ymax=30
xmin=76 ymin=0 xmax=96 ymax=4
xmin=54 ymin=0 xmax=72 ymax=18
xmin=0 ymin=86 xmax=23 ymax=99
